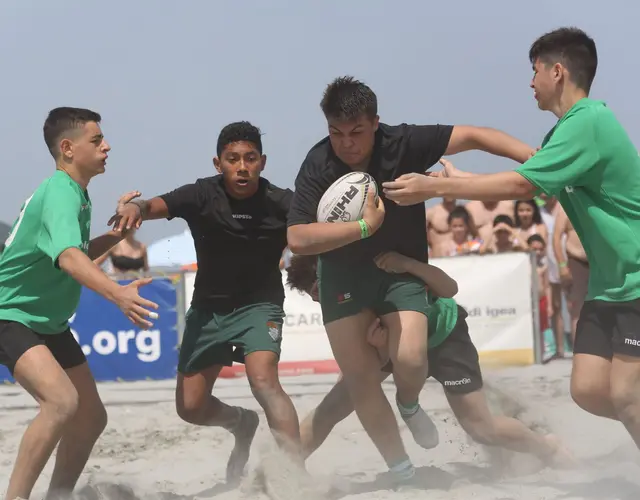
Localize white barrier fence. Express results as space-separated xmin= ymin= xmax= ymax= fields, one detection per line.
xmin=182 ymin=251 xmax=538 ymax=377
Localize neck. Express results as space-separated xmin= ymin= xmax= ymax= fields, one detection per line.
xmin=56 ymin=163 xmax=90 ymax=190
xmin=453 ymin=234 xmax=466 ymax=245
xmin=551 ymin=87 xmax=588 ymax=119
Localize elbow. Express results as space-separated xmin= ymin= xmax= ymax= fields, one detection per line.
xmin=442 ymin=280 xmax=459 ymax=298
xmin=57 ymin=248 xmax=75 ymax=273
xmin=513 ymin=176 xmax=537 ymax=200
xmin=286 ymin=226 xmax=313 ymax=255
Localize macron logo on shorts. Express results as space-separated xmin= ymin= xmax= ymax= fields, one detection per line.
xmin=444 ymin=378 xmax=471 ymax=386
xmin=337 ymin=292 xmax=352 ymax=304
xmin=624 ymin=338 xmax=640 ymax=347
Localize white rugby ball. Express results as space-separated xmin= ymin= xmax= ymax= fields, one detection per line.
xmin=317 ymin=172 xmax=378 ymax=223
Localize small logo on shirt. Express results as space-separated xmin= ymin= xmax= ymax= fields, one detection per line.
xmin=266 ymin=321 xmax=282 ymax=341
xmin=233 ymin=214 xmax=252 ymax=220
xmin=337 ymin=292 xmax=352 ymax=304
xmin=81 ymin=204 xmax=89 ymax=211
xmin=565 ymin=186 xmax=574 ymax=194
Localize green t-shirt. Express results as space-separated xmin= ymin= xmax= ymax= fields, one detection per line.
xmin=0 ymin=170 xmax=92 ymax=334
xmin=427 ymin=294 xmax=459 ymax=349
xmin=517 ymin=98 xmax=640 ymax=302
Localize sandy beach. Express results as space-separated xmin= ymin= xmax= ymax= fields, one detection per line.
xmin=1 ymin=359 xmax=639 ymax=500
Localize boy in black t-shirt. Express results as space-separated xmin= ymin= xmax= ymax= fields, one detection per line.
xmin=110 ymin=122 xmax=300 ymax=482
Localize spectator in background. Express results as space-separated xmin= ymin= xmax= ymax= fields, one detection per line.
xmin=438 ymin=206 xmax=482 ymax=257
xmin=426 ymin=197 xmax=458 ymax=257
xmin=528 ymin=234 xmax=552 ymax=337
xmin=553 ymin=205 xmax=589 ymax=354
xmin=480 ymin=215 xmax=523 ymax=254
xmin=537 ymin=194 xmax=565 ymax=361
xmin=95 ymin=227 xmax=149 ymax=274
xmin=466 ymin=199 xmax=515 ymax=243
xmin=514 ymin=199 xmax=548 ymax=249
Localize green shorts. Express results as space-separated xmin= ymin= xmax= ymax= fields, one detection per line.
xmin=317 ymin=258 xmax=431 ymax=324
xmin=178 ymin=302 xmax=285 ymax=374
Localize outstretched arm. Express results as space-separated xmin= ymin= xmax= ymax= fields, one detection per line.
xmin=445 ymin=126 xmax=534 ymax=164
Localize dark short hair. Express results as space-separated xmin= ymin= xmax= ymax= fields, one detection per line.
xmin=43 ymin=107 xmax=102 ymax=159
xmin=216 ymin=121 xmax=263 ymax=157
xmin=529 ymin=27 xmax=597 ymax=92
xmin=286 ymin=254 xmax=318 ymax=294
xmin=447 ymin=206 xmax=472 ymax=226
xmin=493 ymin=214 xmax=514 ymax=227
xmin=320 ymin=76 xmax=377 ymax=121
xmin=527 ymin=234 xmax=546 ymax=247
xmin=514 ymin=199 xmax=543 ymax=227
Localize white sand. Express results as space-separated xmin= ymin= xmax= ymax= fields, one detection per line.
xmin=1 ymin=359 xmax=639 ymax=500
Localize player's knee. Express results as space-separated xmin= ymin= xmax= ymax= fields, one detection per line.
xmin=42 ymin=386 xmax=80 ymax=425
xmin=394 ymin=349 xmax=427 ymax=374
xmin=176 ymin=395 xmax=206 ymax=424
xmin=570 ymin=377 xmax=608 ymax=416
xmin=610 ymin=381 xmax=640 ymax=423
xmin=247 ymin=367 xmax=281 ymax=398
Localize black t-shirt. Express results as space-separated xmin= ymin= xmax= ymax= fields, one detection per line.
xmin=160 ymin=175 xmax=293 ymax=310
xmin=288 ymin=123 xmax=453 ymax=264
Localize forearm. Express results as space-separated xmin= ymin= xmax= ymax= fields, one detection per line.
xmin=403 ymin=259 xmax=458 ymax=298
xmin=287 ymin=222 xmax=363 ymax=255
xmin=129 ymin=198 xmax=169 ymax=221
xmin=88 ymin=231 xmax=123 ymax=260
xmin=58 ymin=248 xmax=121 ymax=302
xmin=428 ymin=172 xmax=535 ymax=202
xmin=466 ymin=128 xmax=533 ymax=164
xmin=553 ymin=232 xmax=567 ymax=265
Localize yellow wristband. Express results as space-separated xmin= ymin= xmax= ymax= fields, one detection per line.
xmin=358 ymin=219 xmax=370 ymax=239
xmin=559 ymin=261 xmax=568 ymax=268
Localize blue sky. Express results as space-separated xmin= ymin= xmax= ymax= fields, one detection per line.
xmin=1 ymin=0 xmax=637 ymax=243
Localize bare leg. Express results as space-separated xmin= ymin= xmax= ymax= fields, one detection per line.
xmin=571 ymin=354 xmax=618 ymax=420
xmin=245 ymin=350 xmax=301 ymax=461
xmin=325 ymin=311 xmax=410 ymax=470
xmin=610 ymin=354 xmax=640 ymax=448
xmin=46 ymin=363 xmax=108 ymax=499
xmin=447 ymin=389 xmax=564 ymax=463
xmin=300 ymin=372 xmax=390 ymax=459
xmin=176 ymin=365 xmax=259 ymax=482
xmin=176 ymin=365 xmax=240 ymax=426
xmin=5 ymin=346 xmax=79 ymax=500
xmin=382 ymin=311 xmax=429 ymax=407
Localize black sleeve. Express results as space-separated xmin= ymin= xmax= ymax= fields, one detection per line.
xmin=407 ymin=125 xmax=454 ymax=172
xmin=158 ymin=180 xmax=207 ymax=221
xmin=287 ymin=160 xmax=327 ymax=227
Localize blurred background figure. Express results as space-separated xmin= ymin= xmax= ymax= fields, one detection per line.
xmin=95 ymin=227 xmax=149 ymax=275
xmin=466 ymin=199 xmax=515 ymax=243
xmin=514 ymin=200 xmax=548 ymax=250
xmin=438 ymin=206 xmax=482 ymax=257
xmin=553 ymin=205 xmax=589 ymax=356
xmin=537 ymin=194 xmax=565 ymax=361
xmin=480 ymin=215 xmax=523 ymax=254
xmin=426 ymin=197 xmax=458 ymax=257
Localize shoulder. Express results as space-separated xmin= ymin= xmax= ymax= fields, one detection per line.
xmin=262 ymin=178 xmax=293 ymax=203
xmin=40 ymin=172 xmax=82 ymax=205
xmin=300 ymin=137 xmax=333 ymax=171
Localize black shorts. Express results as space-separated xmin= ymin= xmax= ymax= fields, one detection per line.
xmin=0 ymin=320 xmax=87 ymax=374
xmin=382 ymin=309 xmax=483 ymax=395
xmin=573 ymin=299 xmax=640 ymax=359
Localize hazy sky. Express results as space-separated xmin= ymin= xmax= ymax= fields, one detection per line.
xmin=1 ymin=0 xmax=638 ymax=244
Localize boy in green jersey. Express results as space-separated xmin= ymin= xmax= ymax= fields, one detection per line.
xmin=286 ymin=252 xmax=568 ymax=468
xmin=382 ymin=27 xmax=640 ymax=449
xmin=0 ymin=107 xmax=158 ymax=500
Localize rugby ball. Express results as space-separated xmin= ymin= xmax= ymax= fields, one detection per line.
xmin=317 ymin=172 xmax=378 ymax=223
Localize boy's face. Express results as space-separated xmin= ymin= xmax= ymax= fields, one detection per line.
xmin=213 ymin=141 xmax=265 ymax=199
xmin=530 ymin=240 xmax=546 ymax=261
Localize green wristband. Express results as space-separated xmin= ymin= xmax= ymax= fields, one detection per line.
xmin=358 ymin=219 xmax=370 ymax=239
xmin=559 ymin=261 xmax=568 ymax=268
